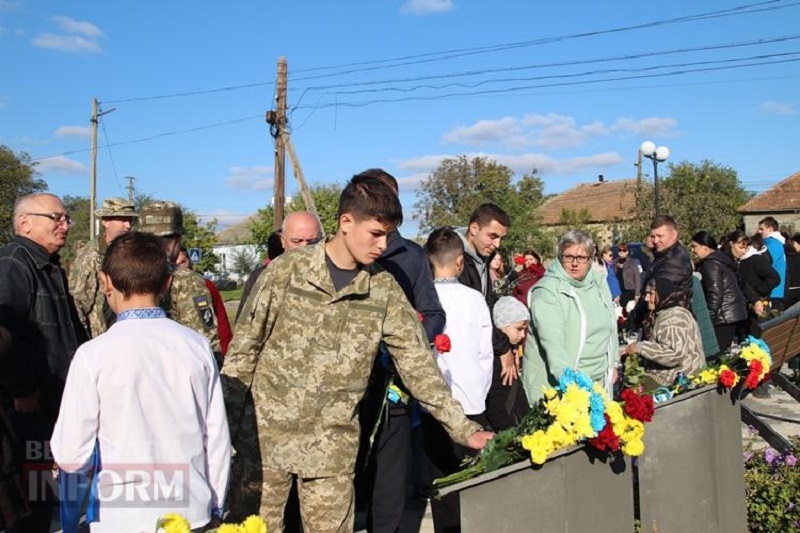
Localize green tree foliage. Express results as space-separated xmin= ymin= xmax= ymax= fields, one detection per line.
xmin=0 ymin=145 xmax=48 ymax=245
xmin=414 ymin=155 xmax=551 ymax=254
xmin=61 ymin=195 xmax=91 ymax=266
xmin=627 ymin=160 xmax=752 ymax=242
xmin=181 ymin=209 xmax=220 ymax=274
xmin=229 ymin=246 xmax=260 ymax=279
xmin=249 ymin=184 xmax=342 ymax=251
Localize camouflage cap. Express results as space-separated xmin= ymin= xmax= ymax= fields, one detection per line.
xmin=138 ymin=201 xmax=186 ymax=236
xmin=97 ymin=197 xmax=138 ymax=219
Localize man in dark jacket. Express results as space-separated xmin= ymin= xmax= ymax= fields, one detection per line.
xmin=0 ymin=193 xmax=87 ymax=532
xmin=457 ymin=203 xmax=528 ymax=431
xmin=633 ymin=215 xmax=694 ymax=330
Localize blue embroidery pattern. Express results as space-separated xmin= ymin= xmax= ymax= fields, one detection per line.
xmin=116 ymin=307 xmax=166 ymax=321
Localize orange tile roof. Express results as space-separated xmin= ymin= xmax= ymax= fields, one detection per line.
xmin=739 ymin=170 xmax=800 ymax=213
xmin=539 ymin=178 xmax=638 ymax=225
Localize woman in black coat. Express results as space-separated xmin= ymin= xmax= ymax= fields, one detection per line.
xmin=727 ymin=230 xmax=780 ymax=319
xmin=692 ymin=231 xmax=748 ymax=352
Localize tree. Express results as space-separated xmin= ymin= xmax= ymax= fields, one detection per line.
xmin=61 ymin=195 xmax=91 ymax=266
xmin=229 ymin=246 xmax=260 ymax=279
xmin=414 ymin=155 xmax=551 ymax=254
xmin=0 ymin=145 xmax=48 ymax=245
xmin=627 ymin=160 xmax=752 ymax=242
xmin=249 ymin=183 xmax=343 ymax=251
xmin=182 ymin=209 xmax=220 ymax=274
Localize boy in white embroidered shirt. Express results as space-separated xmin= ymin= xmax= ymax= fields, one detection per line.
xmin=421 ymin=227 xmax=494 ymax=532
xmin=50 ymin=232 xmax=230 ymax=533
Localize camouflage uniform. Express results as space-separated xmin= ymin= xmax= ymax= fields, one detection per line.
xmin=139 ymin=202 xmax=221 ymax=356
xmin=68 ymin=198 xmax=138 ymax=338
xmin=222 ymin=239 xmax=480 ymax=532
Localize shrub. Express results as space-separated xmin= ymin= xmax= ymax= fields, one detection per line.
xmin=744 ymin=438 xmax=800 ymax=532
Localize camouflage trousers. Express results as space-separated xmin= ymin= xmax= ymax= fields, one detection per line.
xmin=261 ymin=466 xmax=354 ymax=533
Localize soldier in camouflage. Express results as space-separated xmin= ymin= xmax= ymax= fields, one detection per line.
xmin=138 ymin=202 xmax=221 ymax=358
xmin=68 ymin=197 xmax=138 ymax=338
xmin=222 ymin=175 xmax=494 ymax=532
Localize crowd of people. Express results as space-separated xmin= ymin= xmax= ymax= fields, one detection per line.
xmin=0 ymin=173 xmax=791 ymax=533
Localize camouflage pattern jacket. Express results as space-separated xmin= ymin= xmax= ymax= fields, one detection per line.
xmin=163 ymin=266 xmax=221 ymax=356
xmin=222 ymin=239 xmax=480 ymax=477
xmin=68 ymin=237 xmax=108 ymax=339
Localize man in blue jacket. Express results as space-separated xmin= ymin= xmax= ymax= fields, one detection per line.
xmin=759 ymin=216 xmax=787 ymax=310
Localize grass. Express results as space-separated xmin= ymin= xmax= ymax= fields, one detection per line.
xmin=220 ymin=288 xmax=243 ymax=302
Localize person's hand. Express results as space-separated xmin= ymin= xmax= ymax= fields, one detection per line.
xmin=466 ymin=430 xmax=495 ymax=450
xmin=626 ymin=342 xmax=638 ymax=356
xmin=753 ymin=300 xmax=765 ymax=317
xmin=14 ymin=389 xmax=41 ymax=413
xmin=499 ymin=350 xmax=518 ymax=386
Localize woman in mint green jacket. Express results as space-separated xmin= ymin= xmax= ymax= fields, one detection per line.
xmin=522 ymin=230 xmax=619 ymax=404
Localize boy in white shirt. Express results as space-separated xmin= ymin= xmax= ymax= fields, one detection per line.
xmin=422 ymin=227 xmax=494 ymax=532
xmin=50 ymin=232 xmax=231 ymax=533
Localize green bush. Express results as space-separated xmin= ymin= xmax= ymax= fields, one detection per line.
xmin=745 ymin=438 xmax=800 ymax=532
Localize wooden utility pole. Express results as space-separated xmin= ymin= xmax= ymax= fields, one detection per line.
xmin=635 ymin=148 xmax=643 ymax=183
xmin=90 ymin=98 xmax=99 ymax=239
xmin=272 ymin=57 xmax=288 ymax=230
xmin=126 ymin=176 xmax=136 ymax=204
xmin=283 ymin=133 xmax=319 ymax=218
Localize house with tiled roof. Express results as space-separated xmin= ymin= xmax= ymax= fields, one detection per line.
xmin=539 ymin=176 xmax=638 ymax=244
xmin=739 ymin=170 xmax=800 ymax=234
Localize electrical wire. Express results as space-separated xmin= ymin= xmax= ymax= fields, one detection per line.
xmin=99 ymin=117 xmax=124 ymax=194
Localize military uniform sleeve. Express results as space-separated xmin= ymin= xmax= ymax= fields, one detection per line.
xmin=381 ymin=282 xmax=481 ymax=446
xmin=67 ymin=246 xmax=97 ymax=336
xmin=167 ymin=269 xmax=221 ymax=355
xmin=220 ymin=266 xmax=279 ymax=439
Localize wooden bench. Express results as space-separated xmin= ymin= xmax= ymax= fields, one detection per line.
xmin=743 ymin=307 xmax=800 ymax=452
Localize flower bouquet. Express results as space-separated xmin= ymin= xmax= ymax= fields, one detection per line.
xmin=433 ymin=368 xmax=654 ymax=490
xmin=156 ymin=514 xmax=267 ymax=533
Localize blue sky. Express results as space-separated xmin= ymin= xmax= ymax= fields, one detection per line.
xmin=1 ymin=0 xmax=798 ymax=237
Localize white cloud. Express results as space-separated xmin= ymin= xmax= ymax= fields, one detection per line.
xmin=32 ymin=33 xmax=101 ymax=53
xmin=31 ymin=16 xmax=104 ymax=53
xmin=16 ymin=136 xmax=50 ymax=145
xmin=442 ymin=113 xmax=609 ymax=150
xmin=756 ymin=100 xmax=796 ymax=116
xmin=198 ymin=209 xmax=252 ymax=229
xmin=0 ymin=95 xmax=9 ymax=109
xmin=611 ymin=117 xmax=679 ymax=137
xmin=36 ymin=155 xmax=89 ymax=176
xmin=395 ymin=172 xmax=430 ymax=192
xmin=50 ymin=16 xmax=103 ymax=38
xmin=401 ymin=0 xmax=455 ymax=15
xmin=398 ymin=151 xmax=623 ymax=178
xmin=226 ymin=165 xmax=274 ymax=191
xmin=54 ymin=125 xmax=92 ymax=139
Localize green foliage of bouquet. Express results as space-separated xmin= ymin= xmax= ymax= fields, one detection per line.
xmin=744 ymin=438 xmax=800 ymax=532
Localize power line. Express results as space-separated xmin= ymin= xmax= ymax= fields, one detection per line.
xmin=99 ymin=117 xmax=124 ymax=194
xmin=291 ymin=56 xmax=800 ymax=111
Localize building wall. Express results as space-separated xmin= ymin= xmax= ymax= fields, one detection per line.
xmin=743 ymin=213 xmax=800 ymax=235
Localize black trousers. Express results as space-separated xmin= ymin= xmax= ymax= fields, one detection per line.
xmin=484 ymin=357 xmax=529 ymax=432
xmin=421 ymin=412 xmax=489 ymax=533
xmin=713 ymin=322 xmax=744 ymax=353
xmin=367 ymin=403 xmax=412 ymax=533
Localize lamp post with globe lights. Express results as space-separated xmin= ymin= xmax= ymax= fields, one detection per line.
xmin=640 ymin=141 xmax=670 ymax=217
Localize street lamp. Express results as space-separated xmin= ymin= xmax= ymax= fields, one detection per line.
xmin=640 ymin=141 xmax=670 ymax=217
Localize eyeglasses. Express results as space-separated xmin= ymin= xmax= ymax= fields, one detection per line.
xmin=26 ymin=212 xmax=74 ymax=227
xmin=560 ymin=254 xmax=591 ymax=264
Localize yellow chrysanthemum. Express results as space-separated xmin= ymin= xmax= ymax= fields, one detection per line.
xmin=217 ymin=525 xmax=242 ymax=533
xmin=157 ymin=514 xmax=192 ymax=533
xmin=622 ymin=438 xmax=645 ymax=456
xmin=241 ymin=515 xmax=268 ymax=533
xmin=692 ymin=367 xmax=719 ymax=385
xmin=574 ymin=414 xmax=596 ymax=440
xmin=522 ymin=430 xmax=554 ymax=465
xmin=553 ymin=402 xmax=580 ymax=429
xmin=605 ymin=401 xmax=625 ymax=427
xmin=546 ymin=421 xmax=574 ymax=448
xmin=620 ymin=419 xmax=645 ymax=442
xmin=542 ymin=386 xmax=558 ymax=401
xmin=562 ymin=383 xmax=591 ymax=409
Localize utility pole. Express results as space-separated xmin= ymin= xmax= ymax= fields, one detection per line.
xmin=126 ymin=176 xmax=136 ymax=204
xmin=635 ymin=148 xmax=643 ymax=183
xmin=90 ymin=98 xmax=99 ymax=239
xmin=270 ymin=57 xmax=288 ymax=230
xmin=283 ymin=133 xmax=319 ymax=219
xmin=89 ymin=98 xmax=115 ymax=239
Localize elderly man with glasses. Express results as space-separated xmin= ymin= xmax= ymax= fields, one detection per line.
xmin=0 ymin=193 xmax=88 ymax=532
xmin=521 ymin=229 xmax=619 ymax=404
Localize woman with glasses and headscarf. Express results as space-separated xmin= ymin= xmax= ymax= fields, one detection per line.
xmin=521 ymin=230 xmax=618 ymax=404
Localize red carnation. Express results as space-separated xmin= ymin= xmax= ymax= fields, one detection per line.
xmin=434 ymin=334 xmax=451 ymax=353
xmin=719 ymin=368 xmax=737 ymax=388
xmin=589 ymin=414 xmax=620 ymax=452
xmin=417 ymin=311 xmax=425 ymax=322
xmin=513 ymin=255 xmax=525 ymax=265
xmin=745 ymin=359 xmax=763 ymax=389
xmin=620 ymin=388 xmax=654 ymax=423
